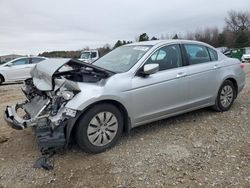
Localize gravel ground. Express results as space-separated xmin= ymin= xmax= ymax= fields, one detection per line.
xmin=0 ymin=65 xmax=250 ymax=188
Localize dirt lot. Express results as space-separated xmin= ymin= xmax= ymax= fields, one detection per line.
xmin=0 ymin=65 xmax=250 ymax=188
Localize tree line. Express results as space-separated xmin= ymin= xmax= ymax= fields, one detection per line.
xmin=39 ymin=10 xmax=250 ymax=58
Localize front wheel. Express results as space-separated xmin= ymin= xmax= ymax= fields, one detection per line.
xmin=75 ymin=103 xmax=124 ymax=153
xmin=0 ymin=75 xmax=4 ymax=84
xmin=212 ymin=80 xmax=236 ymax=112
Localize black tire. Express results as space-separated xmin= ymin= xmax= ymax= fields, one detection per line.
xmin=75 ymin=103 xmax=124 ymax=153
xmin=212 ymin=80 xmax=236 ymax=112
xmin=0 ymin=75 xmax=4 ymax=84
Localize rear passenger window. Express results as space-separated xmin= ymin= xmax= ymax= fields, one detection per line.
xmin=208 ymin=48 xmax=218 ymax=61
xmin=184 ymin=44 xmax=210 ymax=65
xmin=145 ymin=44 xmax=182 ymax=71
xmin=31 ymin=58 xmax=45 ymax=64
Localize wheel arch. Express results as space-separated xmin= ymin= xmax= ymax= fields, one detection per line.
xmin=66 ymin=99 xmax=132 ymax=146
xmin=224 ymin=77 xmax=238 ymax=98
xmin=0 ymin=73 xmax=5 ymax=83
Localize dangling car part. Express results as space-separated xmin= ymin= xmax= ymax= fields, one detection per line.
xmin=4 ymin=58 xmax=115 ymax=153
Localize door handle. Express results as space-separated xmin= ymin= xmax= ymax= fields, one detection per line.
xmin=176 ymin=72 xmax=186 ymax=78
xmin=23 ymin=66 xmax=33 ymax=69
xmin=213 ymin=65 xmax=220 ymax=69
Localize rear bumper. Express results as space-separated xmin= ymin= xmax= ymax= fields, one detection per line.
xmin=238 ymin=81 xmax=245 ymax=94
xmin=238 ymin=70 xmax=246 ymax=94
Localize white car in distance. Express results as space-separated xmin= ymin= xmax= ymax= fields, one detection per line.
xmin=0 ymin=57 xmax=47 ymax=84
xmin=79 ymin=50 xmax=99 ymax=63
xmin=241 ymin=47 xmax=250 ymax=63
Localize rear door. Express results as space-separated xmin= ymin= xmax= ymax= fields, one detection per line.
xmin=131 ymin=44 xmax=189 ymax=125
xmin=183 ymin=44 xmax=221 ymax=107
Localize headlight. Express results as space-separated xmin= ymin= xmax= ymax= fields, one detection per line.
xmin=61 ymin=91 xmax=74 ymax=100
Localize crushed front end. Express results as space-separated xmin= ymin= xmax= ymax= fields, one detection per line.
xmin=4 ymin=78 xmax=79 ymax=153
xmin=3 ymin=58 xmax=114 ymax=170
xmin=4 ymin=58 xmax=113 ymax=153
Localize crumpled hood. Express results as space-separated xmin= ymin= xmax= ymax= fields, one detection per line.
xmin=30 ymin=58 xmax=114 ymax=91
xmin=31 ymin=58 xmax=71 ymax=91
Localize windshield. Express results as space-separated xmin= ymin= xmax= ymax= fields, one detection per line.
xmin=93 ymin=45 xmax=152 ymax=73
xmin=80 ymin=52 xmax=91 ymax=59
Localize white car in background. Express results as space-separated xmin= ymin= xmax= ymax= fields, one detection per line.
xmin=241 ymin=47 xmax=250 ymax=63
xmin=0 ymin=57 xmax=47 ymax=84
xmin=79 ymin=50 xmax=100 ymax=63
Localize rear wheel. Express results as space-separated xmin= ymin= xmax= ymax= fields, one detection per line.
xmin=212 ymin=80 xmax=236 ymax=112
xmin=75 ymin=103 xmax=123 ymax=153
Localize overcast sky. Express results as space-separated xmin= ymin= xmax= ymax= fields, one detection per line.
xmin=0 ymin=0 xmax=249 ymax=56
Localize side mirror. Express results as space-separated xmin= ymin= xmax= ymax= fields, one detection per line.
xmin=5 ymin=64 xmax=12 ymax=67
xmin=142 ymin=64 xmax=159 ymax=75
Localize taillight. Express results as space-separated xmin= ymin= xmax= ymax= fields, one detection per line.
xmin=240 ymin=63 xmax=245 ymax=69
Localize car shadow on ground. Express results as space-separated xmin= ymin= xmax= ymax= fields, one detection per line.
xmin=129 ymin=108 xmax=212 ymax=133
xmin=0 ymin=82 xmax=23 ymax=87
xmin=68 ymin=107 xmax=217 ymax=153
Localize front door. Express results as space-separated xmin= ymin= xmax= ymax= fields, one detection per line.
xmin=131 ymin=44 xmax=189 ymax=125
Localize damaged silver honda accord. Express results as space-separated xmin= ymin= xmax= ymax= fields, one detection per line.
xmin=4 ymin=40 xmax=245 ymax=154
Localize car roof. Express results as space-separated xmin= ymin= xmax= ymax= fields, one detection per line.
xmin=11 ymin=56 xmax=46 ymax=60
xmin=5 ymin=56 xmax=47 ymax=63
xmin=125 ymin=39 xmax=213 ymax=48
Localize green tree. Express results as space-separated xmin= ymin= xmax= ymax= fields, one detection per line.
xmin=235 ymin=32 xmax=249 ymax=48
xmin=218 ymin=33 xmax=226 ymax=46
xmin=172 ymin=34 xmax=179 ymax=39
xmin=224 ymin=10 xmax=250 ymax=47
xmin=98 ymin=44 xmax=112 ymax=57
xmin=139 ymin=33 xmax=149 ymax=41
xmin=113 ymin=40 xmax=123 ymax=49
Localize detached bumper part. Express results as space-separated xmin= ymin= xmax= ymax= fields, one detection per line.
xmin=4 ymin=102 xmax=79 ymax=158
xmin=4 ymin=105 xmax=70 ymax=153
xmin=35 ymin=125 xmax=66 ymax=153
xmin=4 ymin=106 xmax=27 ymax=130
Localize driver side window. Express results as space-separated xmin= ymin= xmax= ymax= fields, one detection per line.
xmin=145 ymin=44 xmax=182 ymax=71
xmin=11 ymin=58 xmax=29 ymax=66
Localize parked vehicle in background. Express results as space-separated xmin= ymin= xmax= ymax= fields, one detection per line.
xmin=241 ymin=47 xmax=250 ymax=63
xmin=0 ymin=54 xmax=24 ymax=64
xmin=4 ymin=40 xmax=245 ymax=154
xmin=217 ymin=47 xmax=250 ymax=62
xmin=231 ymin=48 xmax=245 ymax=60
xmin=0 ymin=56 xmax=47 ymax=84
xmin=79 ymin=49 xmax=99 ymax=63
xmin=216 ymin=47 xmax=232 ymax=57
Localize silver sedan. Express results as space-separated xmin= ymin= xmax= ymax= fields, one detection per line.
xmin=4 ymin=40 xmax=245 ymax=153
